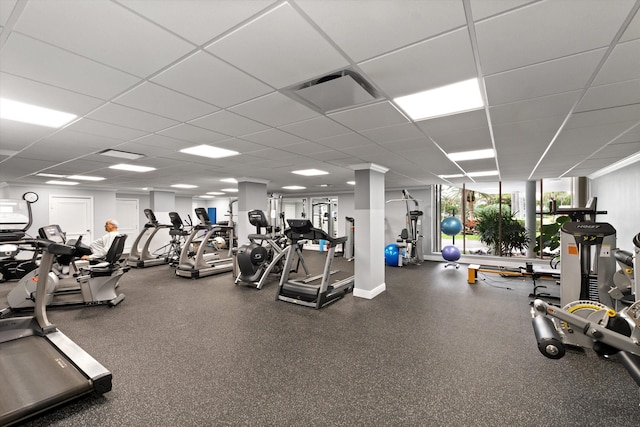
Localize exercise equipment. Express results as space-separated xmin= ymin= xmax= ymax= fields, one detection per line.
xmin=560 ymin=221 xmax=616 ymax=308
xmin=441 ymin=216 xmax=462 ymax=236
xmin=441 ymin=215 xmax=462 ymax=269
xmin=127 ymin=209 xmax=170 ymax=268
xmin=0 ymin=237 xmax=112 ymax=425
xmin=276 ymin=219 xmax=354 ymax=309
xmin=384 ymin=243 xmax=404 ymax=267
xmin=166 ymin=212 xmax=191 ymax=268
xmin=234 ymin=209 xmax=308 ymax=289
xmin=343 ymin=216 xmax=355 ymax=261
xmin=0 ymin=193 xmax=40 ymax=282
xmin=175 ymin=208 xmax=234 ymax=279
xmin=1 ymin=225 xmax=128 ymax=317
xmin=386 ymin=189 xmax=424 ymax=266
xmin=531 ymin=298 xmax=640 ymax=388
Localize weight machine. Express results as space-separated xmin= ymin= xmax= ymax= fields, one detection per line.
xmin=386 ymin=189 xmax=423 ymax=265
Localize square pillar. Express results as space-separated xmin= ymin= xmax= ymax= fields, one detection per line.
xmin=351 ymin=163 xmax=388 ymax=299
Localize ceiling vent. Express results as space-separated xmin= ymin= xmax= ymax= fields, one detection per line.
xmin=287 ymin=69 xmax=380 ymax=113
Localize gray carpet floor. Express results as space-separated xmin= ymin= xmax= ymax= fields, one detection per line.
xmin=1 ymin=253 xmax=638 ymax=426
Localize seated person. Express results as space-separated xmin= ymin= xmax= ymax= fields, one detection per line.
xmin=81 ymin=219 xmax=120 ymax=262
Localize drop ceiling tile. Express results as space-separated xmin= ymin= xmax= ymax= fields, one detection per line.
xmin=158 ymin=124 xmax=229 ymax=144
xmin=457 ymin=158 xmax=498 ymax=173
xmin=106 ymin=141 xmax=179 ymax=158
xmin=431 ymin=127 xmax=493 ymax=153
xmin=0 ymin=157 xmax=57 ymax=180
xmin=416 ymin=109 xmax=488 ymax=138
xmin=41 ymin=128 xmax=123 ymax=150
xmin=206 ymin=3 xmax=348 ymax=88
xmin=66 ymin=118 xmax=147 ymax=141
xmin=0 ymin=119 xmax=57 ymax=151
xmin=475 ymin=0 xmax=635 ymax=74
xmin=489 ymin=91 xmax=580 ymax=125
xmin=190 ymin=110 xmax=268 ymax=137
xmin=215 ymin=138 xmax=266 ymax=153
xmin=592 ymin=39 xmax=640 ymax=86
xmin=0 ymin=72 xmax=105 ymax=116
xmin=484 ymin=49 xmax=606 ymax=105
xmin=296 ymin=0 xmax=465 ymax=62
xmin=229 ymin=92 xmax=319 ymax=127
xmin=358 ymin=28 xmax=476 ymax=98
xmin=118 ymin=0 xmax=274 ymax=46
xmin=0 ymin=1 xmax=17 ymax=26
xmin=280 ymin=116 xmax=351 ymax=141
xmin=576 ymin=79 xmax=640 ymax=113
xmin=591 ymin=141 xmax=640 ymax=159
xmin=316 ymin=132 xmax=374 ymax=149
xmin=114 ymin=82 xmax=218 ymax=122
xmin=469 ymin=0 xmax=536 ymax=21
xmin=132 ymin=133 xmax=193 ymax=150
xmin=87 ymin=103 xmax=179 ymax=132
xmin=152 ymin=51 xmax=272 ymax=108
xmin=620 ymin=7 xmax=640 ymax=42
xmin=44 ymin=159 xmax=114 ymax=174
xmin=566 ymin=104 xmax=640 ymax=129
xmin=329 ymin=102 xmax=408 ymax=131
xmin=241 ymin=129 xmax=305 ymax=148
xmin=279 ymin=141 xmax=332 ymax=155
xmin=360 ymin=123 xmax=424 ymax=144
xmin=16 ymin=140 xmax=101 ymax=162
xmin=15 ymin=0 xmax=194 ymax=77
xmin=0 ymin=33 xmax=140 ymax=100
xmin=380 ymin=137 xmax=433 ymax=152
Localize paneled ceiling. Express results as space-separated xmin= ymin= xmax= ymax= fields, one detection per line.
xmin=1 ymin=0 xmax=639 ymax=196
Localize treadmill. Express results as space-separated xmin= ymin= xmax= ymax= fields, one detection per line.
xmin=0 ymin=238 xmax=112 ymax=425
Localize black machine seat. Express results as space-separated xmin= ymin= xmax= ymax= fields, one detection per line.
xmin=168 ymin=212 xmax=189 ymax=237
xmin=87 ymin=234 xmax=127 ymax=276
xmin=285 ymin=219 xmax=347 ymax=246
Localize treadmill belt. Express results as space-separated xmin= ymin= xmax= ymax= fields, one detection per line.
xmin=0 ymin=335 xmax=92 ymax=425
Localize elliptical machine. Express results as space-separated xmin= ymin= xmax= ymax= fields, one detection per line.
xmin=234 ymin=209 xmax=308 ymax=290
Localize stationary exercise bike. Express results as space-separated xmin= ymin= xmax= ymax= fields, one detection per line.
xmin=1 ymin=225 xmax=129 ymax=317
xmin=0 ymin=192 xmax=40 ymax=282
xmin=234 ymin=209 xmax=308 ymax=289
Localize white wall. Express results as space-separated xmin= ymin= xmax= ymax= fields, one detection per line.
xmin=590 ymin=162 xmax=640 ymax=252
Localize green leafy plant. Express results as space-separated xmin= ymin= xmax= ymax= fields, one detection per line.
xmin=474 ymin=204 xmax=529 ymax=256
xmin=534 ymin=215 xmax=571 ymax=255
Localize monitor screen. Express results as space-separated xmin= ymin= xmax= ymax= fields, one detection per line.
xmin=39 ymin=225 xmax=65 ymax=244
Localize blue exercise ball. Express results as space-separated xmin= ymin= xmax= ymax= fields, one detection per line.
xmin=441 ymin=216 xmax=462 ymax=236
xmin=384 ymin=243 xmax=400 ymax=266
xmin=442 ymin=245 xmax=461 ymax=262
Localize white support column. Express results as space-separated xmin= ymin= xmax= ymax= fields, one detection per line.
xmin=237 ymin=178 xmax=268 ymax=246
xmin=351 ymin=163 xmax=388 ymax=299
xmin=149 ymin=190 xmax=175 ymax=212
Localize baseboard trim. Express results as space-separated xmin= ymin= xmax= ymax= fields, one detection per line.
xmin=353 ymin=283 xmax=386 ymax=300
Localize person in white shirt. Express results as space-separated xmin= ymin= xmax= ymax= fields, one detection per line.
xmin=81 ymin=219 xmax=119 ymax=261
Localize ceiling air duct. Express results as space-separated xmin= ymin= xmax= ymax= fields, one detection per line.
xmin=289 ymin=69 xmax=379 ymax=113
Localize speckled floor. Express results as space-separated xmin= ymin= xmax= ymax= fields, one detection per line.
xmin=1 ymin=254 xmax=638 ymax=426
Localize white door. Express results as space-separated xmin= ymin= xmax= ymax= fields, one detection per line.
xmin=116 ymin=198 xmax=139 ymax=253
xmin=49 ymin=196 xmax=93 ymax=244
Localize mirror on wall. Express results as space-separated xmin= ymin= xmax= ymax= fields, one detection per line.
xmin=283 ymin=198 xmax=307 ymax=224
xmin=311 ymin=197 xmax=338 ymax=238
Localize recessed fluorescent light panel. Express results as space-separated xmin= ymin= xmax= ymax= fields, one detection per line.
xmin=292 ymin=169 xmax=329 ymax=176
xmin=467 ymin=170 xmax=499 ymax=177
xmin=109 ymin=164 xmax=156 ymax=172
xmin=346 ymin=181 xmax=355 ymax=185
xmin=0 ymin=98 xmax=77 ymax=128
xmin=198 ymin=195 xmax=215 ymax=199
xmin=220 ymin=178 xmax=237 ymax=183
xmin=171 ymin=184 xmax=198 ymax=189
xmin=447 ymin=148 xmax=495 ymax=162
xmin=439 ymin=174 xmax=465 ymax=179
xmin=394 ymin=78 xmax=484 ymax=121
xmin=282 ymin=186 xmax=306 ymax=190
xmin=46 ymin=180 xmax=78 ymax=186
xmin=99 ymin=149 xmax=145 ymax=160
xmin=68 ymin=175 xmax=105 ymax=181
xmin=206 ymin=192 xmax=225 ymax=195
xmin=221 ymin=188 xmax=238 ymax=192
xmin=37 ymin=173 xmax=66 ymax=178
xmin=180 ymin=145 xmax=240 ymax=159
